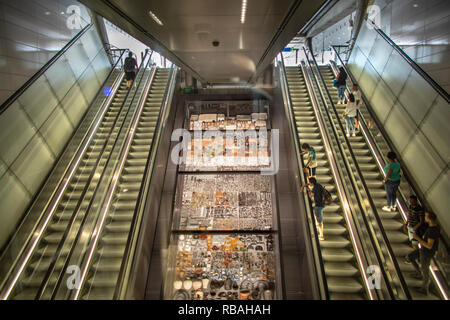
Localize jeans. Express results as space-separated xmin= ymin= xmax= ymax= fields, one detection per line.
xmin=313 ymin=206 xmax=324 ymax=223
xmin=385 ymin=179 xmax=400 ymax=207
xmin=407 ymin=249 xmax=432 ymax=291
xmin=345 ymin=116 xmax=355 ymax=133
xmin=337 ymin=85 xmax=346 ymax=101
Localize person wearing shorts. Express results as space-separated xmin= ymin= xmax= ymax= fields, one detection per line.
xmin=300 ymin=143 xmax=317 ymax=180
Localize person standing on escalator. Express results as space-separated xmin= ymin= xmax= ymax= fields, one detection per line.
xmin=382 ymin=151 xmax=401 ymax=212
xmin=300 ymin=143 xmax=317 ymax=181
xmin=342 ymin=92 xmax=358 ymax=137
xmin=406 ymin=211 xmax=440 ymax=295
xmin=124 ymin=51 xmax=138 ymax=89
xmin=301 ymin=177 xmax=325 ymax=241
xmin=335 ymin=66 xmax=347 ymax=105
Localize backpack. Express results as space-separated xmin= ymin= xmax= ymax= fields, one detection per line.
xmin=124 ymin=57 xmax=135 ymax=72
xmin=321 ymin=186 xmax=332 ymax=205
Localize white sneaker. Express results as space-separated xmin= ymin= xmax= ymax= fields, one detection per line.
xmin=391 ymin=206 xmax=397 ymax=211
xmin=382 ymin=206 xmax=392 ymax=212
xmin=346 ymin=133 xmax=350 ymax=137
xmin=352 ymin=132 xmax=356 ymax=137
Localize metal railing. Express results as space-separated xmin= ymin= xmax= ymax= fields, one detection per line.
xmin=278 ymin=53 xmax=329 ymax=300
xmin=366 ymin=19 xmax=449 ymax=103
xmin=330 ymin=45 xmax=449 ymax=299
xmin=0 ymin=24 xmax=93 ymax=115
xmin=114 ymin=65 xmax=178 ymax=299
xmin=0 ymin=47 xmax=127 ymax=299
xmin=304 ymin=46 xmax=411 ymax=299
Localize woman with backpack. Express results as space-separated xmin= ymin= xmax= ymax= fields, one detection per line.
xmin=382 ymin=151 xmax=401 ymax=212
xmin=301 ymin=177 xmax=331 ymax=241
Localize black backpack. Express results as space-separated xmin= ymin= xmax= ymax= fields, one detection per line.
xmin=124 ymin=57 xmax=135 ymax=72
xmin=322 ymin=186 xmax=332 ymax=205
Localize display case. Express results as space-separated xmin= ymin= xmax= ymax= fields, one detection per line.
xmin=172 ymin=174 xmax=274 ymax=231
xmin=164 ymin=233 xmax=278 ymax=300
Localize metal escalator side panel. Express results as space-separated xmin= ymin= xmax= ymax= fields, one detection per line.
xmin=325 ymin=61 xmax=446 ymax=300
xmin=298 ymin=62 xmax=373 ymax=300
xmin=0 ymin=68 xmax=127 ymax=300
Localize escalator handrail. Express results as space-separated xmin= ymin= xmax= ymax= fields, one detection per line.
xmin=0 ymin=48 xmax=128 ymax=299
xmin=114 ymin=65 xmax=177 ymax=299
xmin=34 ymin=49 xmax=153 ymax=299
xmin=61 ymin=54 xmax=156 ymax=300
xmin=331 ymin=45 xmax=450 ymax=255
xmin=330 ymin=45 xmax=450 ymax=295
xmin=0 ymin=24 xmax=93 ymax=116
xmin=278 ymin=53 xmax=330 ymax=300
xmin=303 ymin=47 xmax=408 ymax=299
xmin=366 ymin=19 xmax=450 ymax=103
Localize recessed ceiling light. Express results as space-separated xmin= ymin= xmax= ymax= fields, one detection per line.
xmin=149 ymin=10 xmax=163 ymax=26
xmin=413 ymin=3 xmax=418 ymax=7
xmin=60 ymin=11 xmax=65 ymax=15
xmin=241 ymin=0 xmax=248 ymax=24
xmin=45 ymin=11 xmax=51 ymax=15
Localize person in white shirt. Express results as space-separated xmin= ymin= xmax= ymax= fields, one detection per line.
xmin=342 ymin=92 xmax=358 ymax=137
xmin=352 ymin=84 xmax=361 ymax=131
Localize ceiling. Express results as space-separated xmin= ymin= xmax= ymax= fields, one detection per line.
xmin=80 ymin=0 xmax=329 ymax=83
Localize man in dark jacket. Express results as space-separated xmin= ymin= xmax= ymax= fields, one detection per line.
xmin=124 ymin=51 xmax=138 ymax=88
xmin=406 ymin=211 xmax=440 ymax=295
xmin=301 ymin=177 xmax=325 ymax=240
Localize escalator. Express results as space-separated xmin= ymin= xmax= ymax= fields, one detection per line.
xmin=9 ymin=75 xmax=131 ymax=300
xmin=284 ymin=66 xmax=367 ymax=299
xmin=80 ymin=68 xmax=172 ymax=299
xmin=318 ymin=65 xmax=441 ymax=300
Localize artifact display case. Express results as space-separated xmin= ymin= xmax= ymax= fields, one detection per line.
xmin=179 ymin=131 xmax=272 ymax=171
xmin=172 ymin=174 xmax=274 ymax=231
xmin=164 ymin=99 xmax=279 ymax=300
xmin=164 ymin=233 xmax=278 ymax=300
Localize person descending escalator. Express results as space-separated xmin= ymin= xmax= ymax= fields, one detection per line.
xmin=333 ymin=66 xmax=347 ymax=105
xmin=342 ymin=92 xmax=358 ymax=137
xmin=301 ymin=177 xmax=327 ymax=241
xmin=382 ymin=151 xmax=401 ymax=212
xmin=124 ymin=51 xmax=138 ymax=89
xmin=406 ymin=211 xmax=440 ymax=295
xmin=300 ymin=143 xmax=317 ymax=181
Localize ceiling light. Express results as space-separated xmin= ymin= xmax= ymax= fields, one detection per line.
xmin=413 ymin=4 xmax=418 ymax=7
xmin=241 ymin=0 xmax=248 ymax=24
xmin=149 ymin=10 xmax=163 ymax=26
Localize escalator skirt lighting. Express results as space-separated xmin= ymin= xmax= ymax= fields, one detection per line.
xmin=0 ymin=73 xmax=124 ymax=300
xmin=74 ymin=67 xmax=157 ymax=299
xmin=301 ymin=62 xmax=375 ymax=299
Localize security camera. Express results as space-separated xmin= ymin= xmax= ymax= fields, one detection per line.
xmin=212 ymin=40 xmax=220 ymax=47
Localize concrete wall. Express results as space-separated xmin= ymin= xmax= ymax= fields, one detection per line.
xmin=0 ymin=0 xmax=91 ymax=105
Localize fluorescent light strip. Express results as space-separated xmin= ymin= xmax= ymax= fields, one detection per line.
xmin=1 ymin=74 xmax=123 ymax=300
xmin=301 ymin=64 xmax=374 ymax=300
xmin=74 ymin=67 xmax=156 ymax=300
xmin=149 ymin=10 xmax=163 ymax=26
xmin=241 ymin=0 xmax=247 ymax=24
xmin=430 ymin=268 xmax=449 ymax=300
